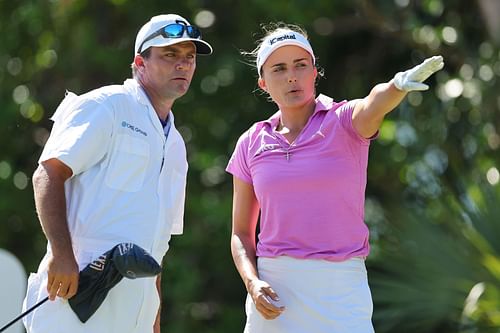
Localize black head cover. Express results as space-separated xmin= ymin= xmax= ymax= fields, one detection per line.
xmin=112 ymin=243 xmax=162 ymax=279
xmin=68 ymin=243 xmax=161 ymax=323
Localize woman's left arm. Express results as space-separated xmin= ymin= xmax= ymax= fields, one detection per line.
xmin=352 ymin=55 xmax=444 ymax=139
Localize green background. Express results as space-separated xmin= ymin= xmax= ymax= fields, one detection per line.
xmin=1 ymin=0 xmax=499 ymax=332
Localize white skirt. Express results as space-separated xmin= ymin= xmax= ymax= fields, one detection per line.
xmin=244 ymin=256 xmax=374 ymax=333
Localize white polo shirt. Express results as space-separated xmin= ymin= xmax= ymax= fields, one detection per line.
xmin=39 ymin=78 xmax=187 ymax=263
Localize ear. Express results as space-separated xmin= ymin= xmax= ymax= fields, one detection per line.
xmin=313 ymin=66 xmax=318 ymax=80
xmin=258 ymin=77 xmax=267 ymax=92
xmin=134 ymin=55 xmax=145 ymax=72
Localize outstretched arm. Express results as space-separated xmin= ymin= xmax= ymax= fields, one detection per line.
xmin=352 ymin=56 xmax=444 ymax=138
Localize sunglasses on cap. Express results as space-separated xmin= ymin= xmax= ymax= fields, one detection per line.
xmin=138 ymin=23 xmax=202 ymax=54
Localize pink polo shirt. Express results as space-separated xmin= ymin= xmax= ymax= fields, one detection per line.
xmin=226 ymin=94 xmax=373 ymax=262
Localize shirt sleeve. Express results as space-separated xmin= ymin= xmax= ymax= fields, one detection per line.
xmin=226 ymin=130 xmax=253 ymax=184
xmin=39 ymin=94 xmax=114 ymax=176
xmin=336 ymin=99 xmax=378 ymax=144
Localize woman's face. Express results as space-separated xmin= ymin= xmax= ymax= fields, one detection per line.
xmin=258 ymin=45 xmax=317 ymax=110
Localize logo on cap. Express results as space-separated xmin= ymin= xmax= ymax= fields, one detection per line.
xmin=269 ymin=34 xmax=297 ymax=45
xmin=89 ymin=255 xmax=107 ymax=271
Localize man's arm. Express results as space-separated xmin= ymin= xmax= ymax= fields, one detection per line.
xmin=154 ymin=273 xmax=162 ymax=333
xmin=32 ymin=158 xmax=79 ymax=301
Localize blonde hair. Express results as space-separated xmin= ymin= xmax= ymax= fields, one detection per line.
xmin=243 ymin=22 xmax=312 ymax=78
xmin=241 ymin=22 xmax=323 ymax=97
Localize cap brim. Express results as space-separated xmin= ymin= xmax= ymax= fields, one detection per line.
xmin=140 ymin=38 xmax=213 ymax=55
xmin=192 ymin=39 xmax=213 ymax=55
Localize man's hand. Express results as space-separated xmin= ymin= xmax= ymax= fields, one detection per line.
xmin=247 ymin=279 xmax=285 ymax=320
xmin=46 ymin=253 xmax=79 ymax=301
xmin=393 ymin=55 xmax=444 ymax=92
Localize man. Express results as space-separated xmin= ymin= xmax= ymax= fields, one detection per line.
xmin=22 ymin=14 xmax=212 ymax=333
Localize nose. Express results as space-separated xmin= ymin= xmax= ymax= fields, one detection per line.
xmin=176 ymin=57 xmax=194 ymax=71
xmin=287 ymin=70 xmax=297 ymax=83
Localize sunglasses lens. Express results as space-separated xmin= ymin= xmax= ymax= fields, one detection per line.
xmin=163 ymin=24 xmax=184 ymax=38
xmin=186 ymin=26 xmax=201 ymax=38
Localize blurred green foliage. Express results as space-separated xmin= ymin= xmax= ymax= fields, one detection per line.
xmin=1 ymin=0 xmax=499 ymax=332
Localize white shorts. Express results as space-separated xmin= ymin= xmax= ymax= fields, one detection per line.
xmin=244 ymin=256 xmax=374 ymax=333
xmin=22 ymin=240 xmax=160 ymax=333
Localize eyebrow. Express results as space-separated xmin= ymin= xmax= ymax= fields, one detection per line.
xmin=293 ymin=57 xmax=309 ymax=63
xmin=270 ymin=57 xmax=309 ymax=68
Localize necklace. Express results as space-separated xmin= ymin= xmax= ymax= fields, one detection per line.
xmin=275 ymin=121 xmax=296 ymax=162
xmin=275 ymin=138 xmax=293 ymax=161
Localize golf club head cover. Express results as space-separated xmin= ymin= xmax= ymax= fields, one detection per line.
xmin=68 ymin=247 xmax=122 ymax=323
xmin=111 ymin=243 xmax=162 ymax=279
xmin=68 ymin=243 xmax=160 ymax=323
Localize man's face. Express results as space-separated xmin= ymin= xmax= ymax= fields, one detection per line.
xmin=139 ymin=42 xmax=197 ymax=101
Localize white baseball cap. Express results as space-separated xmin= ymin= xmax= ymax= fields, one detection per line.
xmin=134 ymin=14 xmax=213 ymax=55
xmin=256 ymin=29 xmax=315 ymax=77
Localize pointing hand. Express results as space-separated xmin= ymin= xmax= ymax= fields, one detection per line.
xmin=393 ymin=56 xmax=444 ymax=92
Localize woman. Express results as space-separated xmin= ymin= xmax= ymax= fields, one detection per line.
xmin=226 ymin=23 xmax=443 ymax=333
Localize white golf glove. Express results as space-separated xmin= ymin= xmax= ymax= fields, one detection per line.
xmin=393 ymin=55 xmax=444 ymax=92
